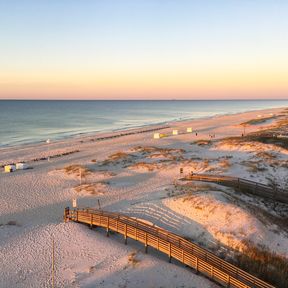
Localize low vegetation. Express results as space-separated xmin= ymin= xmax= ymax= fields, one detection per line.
xmin=63 ymin=164 xmax=91 ymax=177
xmin=233 ymin=240 xmax=288 ymax=287
xmin=108 ymin=152 xmax=129 ymax=161
xmin=127 ymin=251 xmax=140 ymax=268
xmin=74 ymin=182 xmax=108 ymax=195
xmin=130 ymin=161 xmax=160 ymax=171
xmin=101 ymin=151 xmax=135 ymax=166
xmin=240 ymin=116 xmax=276 ymax=126
xmin=241 ymin=161 xmax=267 ymax=173
xmin=219 ymin=158 xmax=231 ymax=169
xmin=192 ymin=139 xmax=211 ymax=146
xmin=132 ymin=146 xmax=185 ymax=154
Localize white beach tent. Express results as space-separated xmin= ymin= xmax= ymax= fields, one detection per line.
xmin=187 ymin=127 xmax=193 ymax=133
xmin=4 ymin=165 xmax=16 ymax=173
xmin=16 ymin=163 xmax=29 ymax=170
xmin=153 ymin=133 xmax=160 ymax=139
xmin=172 ymin=130 xmax=178 ymax=135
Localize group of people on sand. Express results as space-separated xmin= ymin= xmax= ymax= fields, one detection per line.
xmin=209 ymin=133 xmax=216 ymax=139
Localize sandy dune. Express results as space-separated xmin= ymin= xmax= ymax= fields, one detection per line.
xmin=1 ymin=107 xmax=288 ymax=287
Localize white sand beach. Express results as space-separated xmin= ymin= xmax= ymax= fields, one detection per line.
xmin=1 ymin=107 xmax=288 ymax=288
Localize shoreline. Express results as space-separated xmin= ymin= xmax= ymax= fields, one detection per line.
xmin=0 ymin=105 xmax=285 ymax=167
xmin=1 ymin=105 xmax=286 ymax=151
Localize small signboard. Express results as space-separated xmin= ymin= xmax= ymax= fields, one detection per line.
xmin=72 ymin=198 xmax=77 ymax=208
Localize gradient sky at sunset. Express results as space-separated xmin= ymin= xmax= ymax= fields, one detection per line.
xmin=1 ymin=0 xmax=288 ymax=100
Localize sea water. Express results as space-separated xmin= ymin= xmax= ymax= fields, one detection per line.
xmin=0 ymin=100 xmax=287 ymax=147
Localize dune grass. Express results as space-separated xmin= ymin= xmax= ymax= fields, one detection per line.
xmin=63 ymin=164 xmax=91 ymax=177
xmin=233 ymin=240 xmax=288 ymax=287
xmin=193 ymin=139 xmax=211 ymax=146
xmin=240 ymin=116 xmax=276 ymax=126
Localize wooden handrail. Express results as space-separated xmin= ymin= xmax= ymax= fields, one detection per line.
xmin=64 ymin=207 xmax=275 ymax=288
xmin=182 ymin=174 xmax=288 ymax=204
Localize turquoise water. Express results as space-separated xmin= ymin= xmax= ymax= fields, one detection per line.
xmin=0 ymin=100 xmax=287 ymax=147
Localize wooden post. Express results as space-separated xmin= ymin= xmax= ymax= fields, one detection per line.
xmin=124 ymin=224 xmax=127 ymax=245
xmin=76 ymin=210 xmax=78 ymax=222
xmin=195 ymin=257 xmax=198 ymax=274
xmin=211 ymin=265 xmax=213 ymax=278
xmin=226 ymin=275 xmax=230 ymax=288
xmin=145 ymin=232 xmax=148 ymax=254
xmin=106 ymin=217 xmax=109 ymax=237
xmin=90 ymin=214 xmax=93 ymax=229
xmin=134 ymin=227 xmax=137 ymax=240
xmin=64 ymin=207 xmax=69 ymax=223
xmin=168 ymin=243 xmax=171 ymax=263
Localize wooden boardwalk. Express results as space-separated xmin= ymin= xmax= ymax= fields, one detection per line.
xmin=182 ymin=174 xmax=288 ymax=204
xmin=64 ymin=208 xmax=274 ymax=288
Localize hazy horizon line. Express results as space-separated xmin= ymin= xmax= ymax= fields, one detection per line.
xmin=0 ymin=98 xmax=287 ymax=101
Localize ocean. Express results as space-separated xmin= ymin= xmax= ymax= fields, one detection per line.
xmin=0 ymin=100 xmax=287 ymax=147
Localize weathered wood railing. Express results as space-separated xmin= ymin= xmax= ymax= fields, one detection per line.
xmin=64 ymin=208 xmax=274 ymax=288
xmin=182 ymin=174 xmax=288 ymax=204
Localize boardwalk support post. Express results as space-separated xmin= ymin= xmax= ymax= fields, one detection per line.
xmin=106 ymin=217 xmax=109 ymax=237
xmin=168 ymin=243 xmax=172 ymax=263
xmin=124 ymin=224 xmax=127 ymax=245
xmin=226 ymin=275 xmax=230 ymax=288
xmin=64 ymin=207 xmax=69 ymax=222
xmin=195 ymin=257 xmax=198 ymax=274
xmin=90 ymin=214 xmax=93 ymax=229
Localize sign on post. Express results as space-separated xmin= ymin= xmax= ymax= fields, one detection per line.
xmin=72 ymin=198 xmax=77 ymax=208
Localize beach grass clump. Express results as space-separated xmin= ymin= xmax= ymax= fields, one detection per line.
xmin=6 ymin=220 xmax=18 ymax=226
xmin=193 ymin=139 xmax=211 ymax=146
xmin=132 ymin=146 xmax=158 ymax=154
xmin=74 ymin=182 xmax=108 ymax=195
xmin=233 ymin=240 xmax=288 ymax=287
xmin=132 ymin=145 xmax=185 ymax=155
xmin=240 ymin=116 xmax=276 ymax=126
xmin=255 ymin=152 xmax=277 ymax=161
xmin=130 ymin=161 xmax=160 ymax=171
xmin=255 ymin=136 xmax=288 ymax=150
xmin=101 ymin=151 xmax=135 ymax=166
xmin=202 ymin=159 xmax=210 ymax=169
xmin=219 ymin=158 xmax=231 ymax=169
xmin=63 ymin=164 xmax=91 ymax=177
xmin=241 ymin=161 xmax=267 ymax=173
xmin=108 ymin=151 xmax=129 ymax=161
xmin=174 ymin=182 xmax=216 ymax=199
xmin=128 ymin=251 xmax=140 ymax=268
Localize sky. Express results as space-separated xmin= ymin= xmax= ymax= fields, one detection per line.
xmin=0 ymin=0 xmax=288 ymax=100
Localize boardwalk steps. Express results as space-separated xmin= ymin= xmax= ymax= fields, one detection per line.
xmin=64 ymin=208 xmax=275 ymax=288
xmin=182 ymin=174 xmax=288 ymax=204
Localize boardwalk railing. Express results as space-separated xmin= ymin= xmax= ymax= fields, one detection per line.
xmin=182 ymin=174 xmax=288 ymax=204
xmin=64 ymin=208 xmax=274 ymax=288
